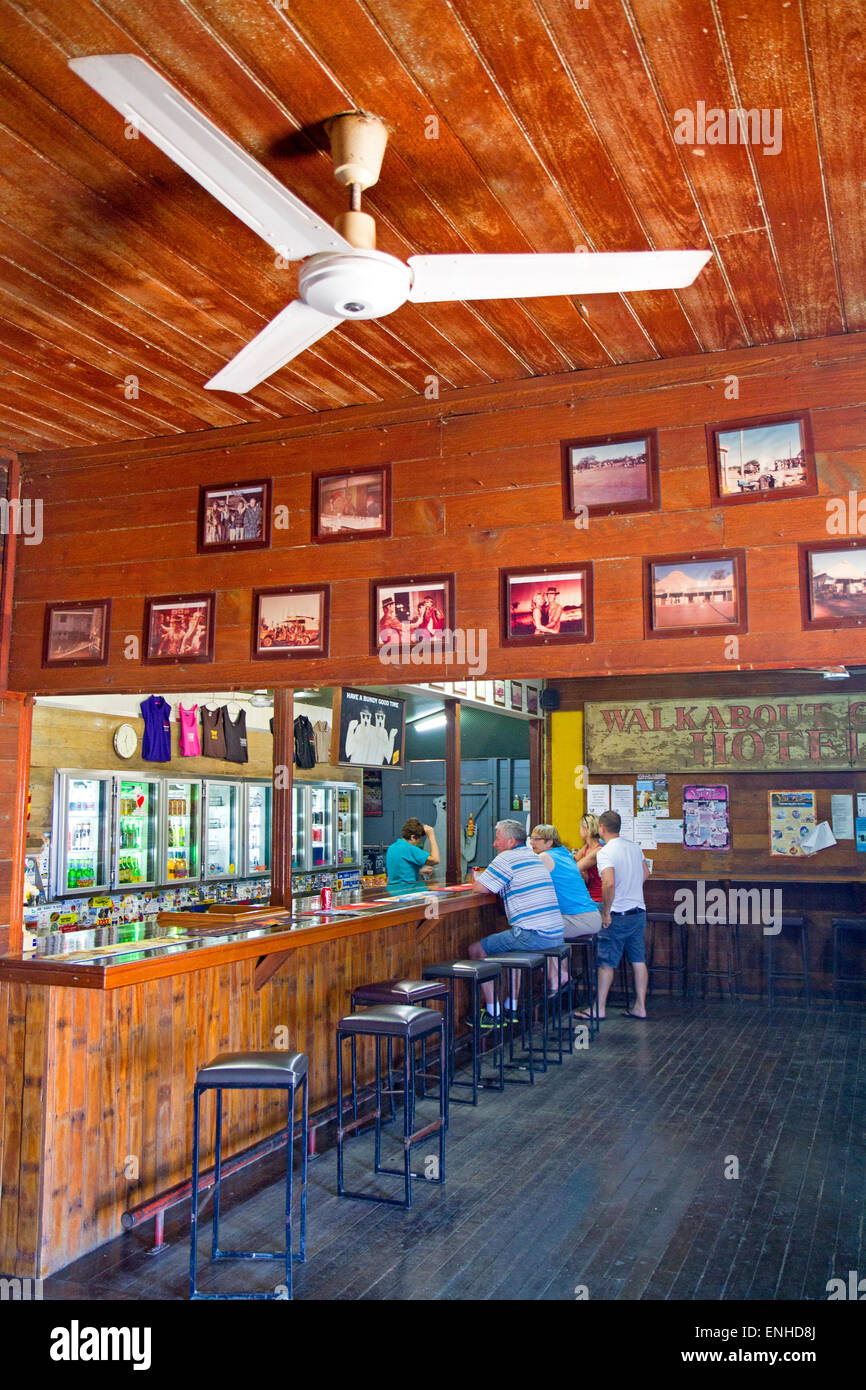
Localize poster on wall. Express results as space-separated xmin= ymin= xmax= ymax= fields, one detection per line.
xmin=768 ymin=790 xmax=816 ymax=857
xmin=363 ymin=770 xmax=383 ymax=817
xmin=334 ymin=688 xmax=405 ymax=769
xmin=636 ymin=774 xmax=669 ymax=817
xmin=683 ymin=785 xmax=731 ymax=850
xmin=611 ymin=784 xmax=635 ymax=839
xmin=586 ymin=785 xmax=609 ymax=817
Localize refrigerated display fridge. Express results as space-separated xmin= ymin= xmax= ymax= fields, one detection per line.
xmin=162 ymin=778 xmax=201 ymax=884
xmin=202 ymin=780 xmax=241 ymax=881
xmin=52 ymin=771 xmax=113 ymax=897
xmin=334 ymin=784 xmax=360 ymax=867
xmin=291 ymin=781 xmax=361 ymax=872
xmin=113 ymin=775 xmax=160 ymax=889
xmin=245 ymin=782 xmax=271 ymax=877
xmin=291 ymin=785 xmax=305 ymax=872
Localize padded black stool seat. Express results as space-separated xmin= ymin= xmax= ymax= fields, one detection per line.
xmin=336 ymin=1004 xmax=446 ymax=1208
xmin=831 ymin=917 xmax=866 ymax=1006
xmin=487 ymin=951 xmax=547 ymax=1083
xmin=538 ymin=943 xmax=574 ymax=1062
xmin=352 ymin=978 xmax=448 ymax=1005
xmin=422 ymin=960 xmax=505 ymax=1103
xmin=190 ymin=1048 xmax=308 ymax=1301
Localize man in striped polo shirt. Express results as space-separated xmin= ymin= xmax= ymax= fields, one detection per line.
xmin=469 ymin=818 xmax=564 ymax=1026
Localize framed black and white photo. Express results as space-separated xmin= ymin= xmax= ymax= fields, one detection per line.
xmin=144 ymin=593 xmax=215 ymax=664
xmin=562 ymin=430 xmax=660 ymax=517
xmin=252 ymin=585 xmax=329 ymax=659
xmin=43 ymin=599 xmax=111 ymax=668
xmin=371 ymin=573 xmax=455 ymax=657
xmin=313 ymin=465 xmax=391 ymax=542
xmin=198 ymin=479 xmax=271 ymax=553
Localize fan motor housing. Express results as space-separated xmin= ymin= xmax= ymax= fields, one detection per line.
xmin=298 ymin=250 xmax=411 ymax=320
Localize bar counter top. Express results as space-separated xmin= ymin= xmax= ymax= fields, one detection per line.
xmin=0 ymin=884 xmax=493 ymax=989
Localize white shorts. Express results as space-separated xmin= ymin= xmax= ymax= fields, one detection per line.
xmin=562 ymin=909 xmax=603 ymax=938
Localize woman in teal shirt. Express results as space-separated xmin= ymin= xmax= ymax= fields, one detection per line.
xmin=529 ymin=823 xmax=602 ymax=992
xmin=385 ymin=818 xmax=440 ymax=892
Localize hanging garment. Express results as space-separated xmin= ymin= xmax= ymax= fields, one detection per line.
xmin=223 ymin=706 xmax=249 ymax=764
xmin=201 ymin=705 xmax=227 ymax=759
xmin=312 ymin=719 xmax=331 ymax=763
xmin=293 ymin=715 xmax=316 ymax=769
xmin=140 ymin=695 xmax=172 ymax=762
xmin=178 ymin=703 xmax=201 ymax=757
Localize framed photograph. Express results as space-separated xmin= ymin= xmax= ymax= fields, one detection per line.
xmin=707 ymin=412 xmax=816 ymax=504
xmin=371 ymin=573 xmax=455 ymax=657
xmin=509 ymin=681 xmax=524 ymax=712
xmin=363 ymin=770 xmax=384 ymax=817
xmin=452 ymin=681 xmax=468 ymax=696
xmin=252 ymin=585 xmax=329 ymax=659
xmin=143 ymin=593 xmax=215 ymax=664
xmin=562 ymin=429 xmax=660 ymax=517
xmin=526 ymin=685 xmax=539 ymax=717
xmin=313 ymin=465 xmax=391 ymax=542
xmin=333 ymin=687 xmax=405 ymax=769
xmin=198 ymin=479 xmax=271 ymax=553
xmin=42 ymin=599 xmax=111 ymax=668
xmin=501 ymin=564 xmax=593 ymax=646
xmin=493 ymin=680 xmax=506 ymax=706
xmin=644 ymin=550 xmax=747 ymax=638
xmin=799 ymin=541 xmax=866 ymax=630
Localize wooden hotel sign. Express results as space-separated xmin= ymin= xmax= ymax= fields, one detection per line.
xmin=585 ymin=695 xmax=866 ymax=772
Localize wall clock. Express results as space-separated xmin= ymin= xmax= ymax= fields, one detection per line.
xmin=113 ymin=723 xmax=138 ymax=760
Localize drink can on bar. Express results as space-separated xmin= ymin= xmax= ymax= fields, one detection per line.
xmin=319 ymin=884 xmax=332 ymax=911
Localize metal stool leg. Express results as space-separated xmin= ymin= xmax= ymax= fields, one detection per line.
xmin=284 ymin=1084 xmax=293 ymax=1301
xmin=211 ymin=1087 xmax=223 ymax=1258
xmin=189 ymin=1085 xmax=201 ymax=1298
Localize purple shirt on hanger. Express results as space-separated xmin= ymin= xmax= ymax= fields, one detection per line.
xmin=141 ymin=695 xmax=172 ymax=762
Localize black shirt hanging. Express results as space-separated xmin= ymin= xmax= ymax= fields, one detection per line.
xmin=293 ymin=714 xmax=316 ymax=769
xmin=223 ymin=707 xmax=249 ymax=764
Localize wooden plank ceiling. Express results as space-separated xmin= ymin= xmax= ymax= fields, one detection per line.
xmin=0 ymin=0 xmax=862 ymax=453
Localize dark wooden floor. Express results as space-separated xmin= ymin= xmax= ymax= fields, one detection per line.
xmin=44 ymin=999 xmax=866 ymax=1301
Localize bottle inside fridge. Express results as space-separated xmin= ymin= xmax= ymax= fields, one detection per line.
xmin=165 ymin=782 xmax=199 ymax=881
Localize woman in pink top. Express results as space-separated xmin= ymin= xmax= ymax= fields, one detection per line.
xmin=178 ymin=703 xmax=201 ymax=757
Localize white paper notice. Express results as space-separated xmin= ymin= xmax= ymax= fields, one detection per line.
xmin=831 ymin=794 xmax=854 ymax=840
xmin=612 ymin=784 xmax=635 ymax=839
xmin=655 ymin=818 xmax=685 ymax=844
xmin=858 ymin=793 xmax=866 ymax=820
xmin=634 ymin=813 xmax=657 ymax=849
xmin=802 ymin=820 xmax=837 ymax=854
xmin=587 ymin=784 xmax=609 ymax=816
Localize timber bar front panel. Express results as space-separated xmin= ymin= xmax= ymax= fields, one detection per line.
xmin=11 ymin=333 xmax=866 ymax=694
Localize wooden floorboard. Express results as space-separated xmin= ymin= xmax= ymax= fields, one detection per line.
xmin=40 ymin=1000 xmax=866 ymax=1302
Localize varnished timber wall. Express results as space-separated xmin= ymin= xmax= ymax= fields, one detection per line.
xmin=0 ymin=694 xmax=30 ymax=954
xmin=10 ymin=334 xmax=866 ymax=695
xmin=0 ymin=903 xmax=496 ymax=1278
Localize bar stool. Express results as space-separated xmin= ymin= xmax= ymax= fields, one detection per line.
xmin=421 ymin=960 xmax=505 ymax=1104
xmin=336 ymin=1005 xmax=446 ymax=1209
xmin=568 ymin=935 xmax=600 ymax=1036
xmin=349 ymin=978 xmax=451 ymax=1123
xmin=646 ymin=910 xmax=689 ymax=999
xmin=189 ymin=1050 xmax=308 ymax=1301
xmin=540 ymin=943 xmax=573 ymax=1062
xmin=694 ymin=921 xmax=740 ymax=1002
xmin=766 ymin=913 xmax=811 ymax=1005
xmin=831 ymin=917 xmax=866 ymax=1006
xmin=488 ymin=951 xmax=547 ymax=1083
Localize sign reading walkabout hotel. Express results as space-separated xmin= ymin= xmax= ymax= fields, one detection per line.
xmin=585 ymin=695 xmax=866 ymax=772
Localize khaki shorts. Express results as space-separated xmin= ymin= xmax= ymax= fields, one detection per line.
xmin=562 ymin=909 xmax=602 ymax=938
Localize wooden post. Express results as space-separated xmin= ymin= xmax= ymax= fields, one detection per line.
xmin=270 ymin=687 xmax=294 ymax=908
xmin=445 ymin=697 xmax=461 ymax=884
xmin=529 ymin=716 xmax=543 ymax=826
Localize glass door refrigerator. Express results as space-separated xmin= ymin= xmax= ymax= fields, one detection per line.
xmin=202 ymin=780 xmax=241 ymax=882
xmin=112 ymin=775 xmax=161 ymax=890
xmin=244 ymin=781 xmax=271 ymax=877
xmin=334 ymin=783 xmax=361 ymax=867
xmin=309 ymin=783 xmax=333 ymax=869
xmin=161 ymin=778 xmax=202 ymax=884
xmin=291 ymin=784 xmax=305 ymax=873
xmin=52 ymin=771 xmax=113 ymax=897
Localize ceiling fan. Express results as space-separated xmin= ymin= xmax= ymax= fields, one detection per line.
xmin=70 ymin=54 xmax=712 ymax=395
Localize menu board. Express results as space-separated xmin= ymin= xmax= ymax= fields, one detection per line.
xmin=683 ymin=785 xmax=731 ymax=850
xmin=768 ymin=790 xmax=817 ymax=857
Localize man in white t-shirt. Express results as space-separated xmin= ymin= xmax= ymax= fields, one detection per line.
xmin=593 ymin=809 xmax=649 ymax=1020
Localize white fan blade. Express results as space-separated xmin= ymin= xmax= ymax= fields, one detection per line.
xmin=205 ymin=300 xmax=337 ymax=393
xmin=407 ymin=250 xmax=712 ymax=303
xmin=69 ymin=54 xmax=350 ymax=259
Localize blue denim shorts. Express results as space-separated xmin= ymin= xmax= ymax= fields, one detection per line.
xmin=481 ymin=925 xmax=563 ymax=954
xmin=596 ymin=908 xmax=647 ymax=969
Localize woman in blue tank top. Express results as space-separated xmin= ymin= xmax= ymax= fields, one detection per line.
xmin=529 ymin=823 xmax=603 ymax=992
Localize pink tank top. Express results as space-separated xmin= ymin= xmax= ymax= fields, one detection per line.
xmin=178 ymin=703 xmax=201 ymax=757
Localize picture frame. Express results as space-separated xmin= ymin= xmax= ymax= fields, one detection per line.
xmin=363 ymin=770 xmax=384 ymax=817
xmin=706 ymin=412 xmax=816 ymax=505
xmin=313 ymin=464 xmax=391 ymax=543
xmin=562 ymin=429 xmax=660 ymax=517
xmin=501 ymin=564 xmax=593 ymax=646
xmin=644 ymin=550 xmax=747 ymax=639
xmin=198 ymin=479 xmax=271 ymax=553
xmin=525 ymin=685 xmax=539 ymax=717
xmin=493 ymin=680 xmax=506 ymax=706
xmin=332 ymin=687 xmax=406 ymax=770
xmin=509 ymin=681 xmax=524 ymax=712
xmin=252 ymin=584 xmax=330 ymax=659
xmin=371 ymin=573 xmax=455 ymax=658
xmin=143 ymin=593 xmax=215 ymax=664
xmin=42 ymin=599 xmax=111 ymax=668
xmin=798 ymin=540 xmax=866 ymax=630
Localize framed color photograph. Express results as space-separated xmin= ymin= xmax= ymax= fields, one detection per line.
xmin=198 ymin=479 xmax=271 ymax=553
xmin=363 ymin=770 xmax=384 ymax=817
xmin=371 ymin=574 xmax=455 ymax=656
xmin=799 ymin=541 xmax=866 ymax=630
xmin=42 ymin=599 xmax=111 ymax=668
xmin=252 ymin=585 xmax=330 ymax=659
xmin=644 ymin=551 xmax=747 ymax=638
xmin=707 ymin=412 xmax=816 ymax=504
xmin=144 ymin=593 xmax=215 ymax=664
xmin=313 ymin=465 xmax=391 ymax=542
xmin=509 ymin=681 xmax=524 ymax=712
xmin=562 ymin=430 xmax=659 ymax=517
xmin=493 ymin=680 xmax=506 ymax=706
xmin=501 ymin=565 xmax=593 ymax=646
xmin=525 ymin=685 xmax=539 ymax=716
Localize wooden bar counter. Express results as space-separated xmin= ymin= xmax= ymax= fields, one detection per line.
xmin=0 ymin=886 xmax=498 ymax=1279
